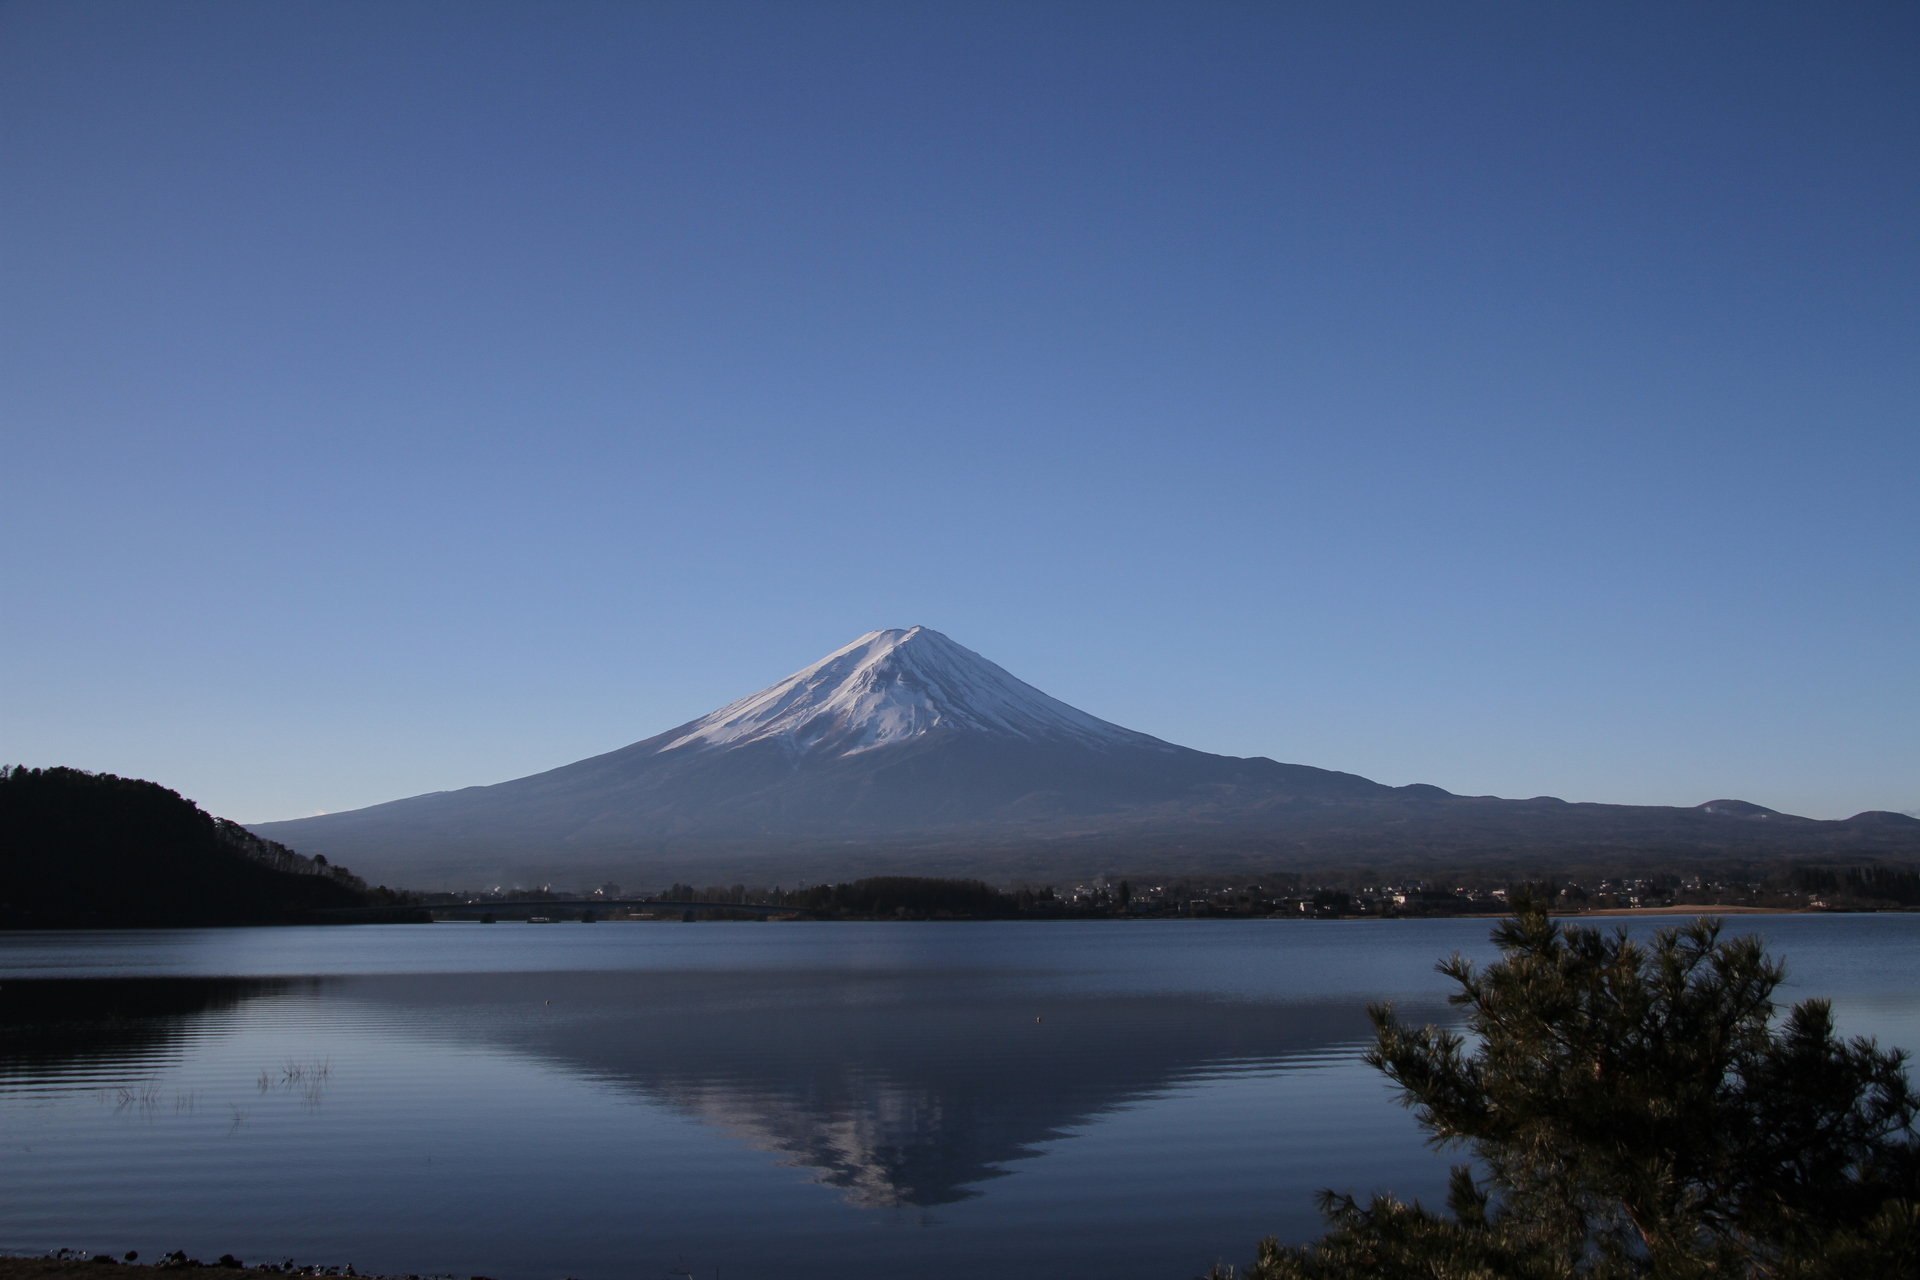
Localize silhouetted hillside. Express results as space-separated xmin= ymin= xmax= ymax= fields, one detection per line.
xmin=0 ymin=766 xmax=407 ymax=927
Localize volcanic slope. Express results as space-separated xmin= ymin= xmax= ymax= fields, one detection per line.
xmin=250 ymin=627 xmax=1920 ymax=887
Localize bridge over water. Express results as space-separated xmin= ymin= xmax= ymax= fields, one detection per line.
xmin=422 ymin=899 xmax=802 ymax=919
xmin=306 ymin=899 xmax=808 ymax=924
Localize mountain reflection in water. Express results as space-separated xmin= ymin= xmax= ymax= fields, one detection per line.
xmin=2 ymin=970 xmax=1434 ymax=1209
xmin=366 ymin=972 xmax=1403 ymax=1208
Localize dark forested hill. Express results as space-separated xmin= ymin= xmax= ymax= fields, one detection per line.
xmin=0 ymin=766 xmax=404 ymax=927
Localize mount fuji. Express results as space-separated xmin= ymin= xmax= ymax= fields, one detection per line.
xmin=654 ymin=626 xmax=1179 ymax=760
xmin=251 ymin=627 xmax=1920 ymax=888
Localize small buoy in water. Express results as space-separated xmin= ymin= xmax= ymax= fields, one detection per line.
xmin=1036 ymin=1017 xmax=1043 ymax=1023
xmin=544 ymin=1000 xmax=550 ymax=1005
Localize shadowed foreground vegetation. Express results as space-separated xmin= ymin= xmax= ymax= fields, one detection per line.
xmin=0 ymin=1253 xmax=419 ymax=1280
xmin=0 ymin=767 xmax=422 ymax=928
xmin=1207 ymin=902 xmax=1919 ymax=1279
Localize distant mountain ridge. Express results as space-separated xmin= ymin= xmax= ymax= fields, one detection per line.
xmin=249 ymin=627 xmax=1920 ymax=888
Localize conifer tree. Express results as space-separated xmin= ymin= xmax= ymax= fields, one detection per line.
xmin=1212 ymin=903 xmax=1919 ymax=1278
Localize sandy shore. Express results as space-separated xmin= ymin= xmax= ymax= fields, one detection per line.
xmin=1561 ymin=905 xmax=1809 ymax=917
xmin=1361 ymin=905 xmax=1817 ymax=920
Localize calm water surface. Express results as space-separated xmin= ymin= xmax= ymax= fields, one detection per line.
xmin=4 ymin=917 xmax=1918 ymax=1280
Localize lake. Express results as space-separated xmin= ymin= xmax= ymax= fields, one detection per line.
xmin=4 ymin=916 xmax=1918 ymax=1280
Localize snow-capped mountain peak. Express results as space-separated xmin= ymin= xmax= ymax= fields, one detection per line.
xmin=660 ymin=626 xmax=1175 ymax=760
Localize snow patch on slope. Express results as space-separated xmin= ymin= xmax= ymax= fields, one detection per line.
xmin=661 ymin=627 xmax=1176 ymax=760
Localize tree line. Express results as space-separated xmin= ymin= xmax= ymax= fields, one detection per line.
xmin=645 ymin=875 xmax=1051 ymax=919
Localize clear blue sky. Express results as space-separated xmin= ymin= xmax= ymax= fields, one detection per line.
xmin=3 ymin=2 xmax=1914 ymax=824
